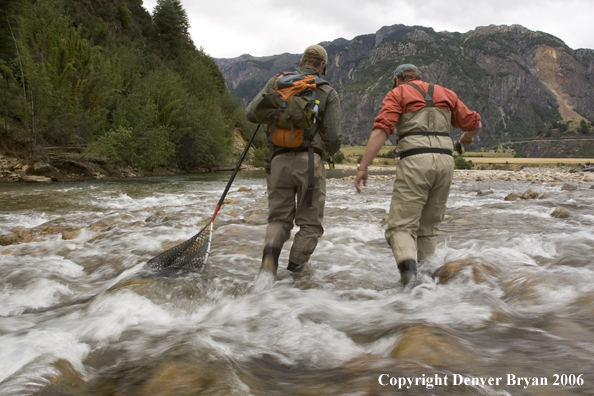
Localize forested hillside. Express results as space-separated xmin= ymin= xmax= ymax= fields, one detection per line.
xmin=0 ymin=0 xmax=253 ymax=171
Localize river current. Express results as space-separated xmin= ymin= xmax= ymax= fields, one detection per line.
xmin=1 ymin=169 xmax=593 ymax=395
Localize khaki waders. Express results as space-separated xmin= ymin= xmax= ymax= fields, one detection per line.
xmin=386 ymin=83 xmax=455 ymax=284
xmin=263 ymin=151 xmax=326 ymax=273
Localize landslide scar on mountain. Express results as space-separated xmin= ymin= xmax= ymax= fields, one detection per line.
xmin=532 ymin=45 xmax=586 ymax=121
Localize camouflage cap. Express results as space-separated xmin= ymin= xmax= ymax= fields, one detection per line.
xmin=393 ymin=63 xmax=419 ymax=79
xmin=302 ymin=45 xmax=328 ymax=63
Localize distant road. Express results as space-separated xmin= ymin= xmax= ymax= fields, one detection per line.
xmin=464 ymin=157 xmax=593 ymax=165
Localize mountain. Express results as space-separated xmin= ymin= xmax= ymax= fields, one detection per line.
xmin=215 ymin=24 xmax=594 ymax=155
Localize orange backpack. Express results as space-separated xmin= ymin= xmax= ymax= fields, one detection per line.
xmin=253 ymin=73 xmax=328 ymax=149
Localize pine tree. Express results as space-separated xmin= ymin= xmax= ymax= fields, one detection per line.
xmin=151 ymin=0 xmax=194 ymax=62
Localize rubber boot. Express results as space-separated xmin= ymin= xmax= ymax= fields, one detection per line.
xmin=259 ymin=246 xmax=280 ymax=277
xmin=397 ymin=259 xmax=417 ymax=287
xmin=287 ymin=261 xmax=305 ymax=273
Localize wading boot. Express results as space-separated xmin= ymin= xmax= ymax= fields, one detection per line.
xmin=259 ymin=246 xmax=280 ymax=277
xmin=287 ymin=261 xmax=305 ymax=273
xmin=397 ymin=259 xmax=417 ymax=287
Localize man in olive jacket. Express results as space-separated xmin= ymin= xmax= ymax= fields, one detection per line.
xmin=246 ymin=44 xmax=342 ymax=277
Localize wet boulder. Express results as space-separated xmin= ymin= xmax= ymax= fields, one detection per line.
xmin=35 ymin=359 xmax=86 ymax=395
xmin=62 ymin=230 xmax=81 ymax=240
xmin=0 ymin=228 xmax=36 ymax=245
xmin=390 ymin=325 xmax=477 ymax=369
xmin=243 ymin=213 xmax=268 ymax=225
xmin=521 ymin=189 xmax=545 ymax=200
xmin=501 ymin=269 xmax=548 ymax=302
xmin=16 ymin=228 xmax=35 ymax=243
xmin=0 ymin=232 xmax=19 ymax=246
xmin=432 ymin=258 xmax=500 ymax=285
xmin=137 ymin=361 xmax=227 ymax=395
xmin=550 ymin=207 xmax=570 ymax=218
xmin=39 ymin=224 xmax=76 ymax=235
xmin=560 ymin=183 xmax=577 ymax=191
xmin=504 ymin=193 xmax=522 ymax=201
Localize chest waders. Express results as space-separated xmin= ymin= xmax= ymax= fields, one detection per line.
xmin=396 ymin=83 xmax=453 ymax=159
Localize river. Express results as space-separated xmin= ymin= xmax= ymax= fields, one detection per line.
xmin=1 ymin=169 xmax=593 ymax=395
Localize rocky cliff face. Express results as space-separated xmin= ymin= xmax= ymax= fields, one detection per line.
xmin=216 ymin=24 xmax=594 ymax=149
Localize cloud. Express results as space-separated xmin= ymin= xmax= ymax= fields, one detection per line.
xmin=142 ymin=0 xmax=594 ymax=58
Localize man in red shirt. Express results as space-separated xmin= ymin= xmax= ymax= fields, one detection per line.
xmin=354 ymin=64 xmax=482 ymax=287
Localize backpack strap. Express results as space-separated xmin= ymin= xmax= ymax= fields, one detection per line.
xmin=306 ymin=146 xmax=315 ymax=208
xmin=407 ymin=83 xmax=435 ymax=107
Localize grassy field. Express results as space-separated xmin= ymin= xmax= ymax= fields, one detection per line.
xmin=336 ymin=146 xmax=593 ymax=167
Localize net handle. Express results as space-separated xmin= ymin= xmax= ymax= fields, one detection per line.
xmin=211 ymin=124 xmax=261 ymax=223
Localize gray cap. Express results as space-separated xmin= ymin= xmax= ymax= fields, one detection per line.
xmin=303 ymin=45 xmax=328 ymax=63
xmin=393 ymin=63 xmax=419 ymax=78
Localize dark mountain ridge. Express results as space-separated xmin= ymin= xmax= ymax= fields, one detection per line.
xmin=216 ymin=24 xmax=594 ymax=156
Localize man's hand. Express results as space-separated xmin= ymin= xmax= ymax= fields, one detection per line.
xmin=460 ymin=121 xmax=482 ymax=146
xmin=459 ymin=133 xmax=473 ymax=146
xmin=354 ymin=170 xmax=368 ymax=193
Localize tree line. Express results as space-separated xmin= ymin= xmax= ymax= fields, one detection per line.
xmin=0 ymin=0 xmax=256 ymax=170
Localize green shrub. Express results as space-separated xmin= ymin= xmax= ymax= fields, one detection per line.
xmin=85 ymin=126 xmax=175 ymax=170
xmin=454 ymin=155 xmax=474 ymax=170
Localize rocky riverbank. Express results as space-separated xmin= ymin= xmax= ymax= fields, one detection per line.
xmin=0 ymin=154 xmax=257 ymax=183
xmin=0 ymin=154 xmax=165 ymax=183
xmin=2 ymin=153 xmax=594 ymax=185
xmin=0 ymin=129 xmax=260 ymax=183
xmin=334 ymin=164 xmax=594 ymax=185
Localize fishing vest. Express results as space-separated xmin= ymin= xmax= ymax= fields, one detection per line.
xmin=395 ymin=83 xmax=454 ymax=159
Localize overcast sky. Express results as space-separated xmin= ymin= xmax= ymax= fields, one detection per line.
xmin=142 ymin=0 xmax=594 ymax=59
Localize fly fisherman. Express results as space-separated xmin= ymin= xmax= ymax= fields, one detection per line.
xmin=246 ymin=45 xmax=342 ymax=277
xmin=354 ymin=64 xmax=481 ymax=286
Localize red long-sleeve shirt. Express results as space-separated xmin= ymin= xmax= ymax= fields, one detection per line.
xmin=373 ymin=80 xmax=481 ymax=137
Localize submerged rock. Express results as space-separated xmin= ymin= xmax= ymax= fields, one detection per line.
xmin=137 ymin=361 xmax=224 ymax=395
xmin=432 ymin=258 xmax=500 ymax=285
xmin=390 ymin=325 xmax=477 ymax=369
xmin=560 ymin=183 xmax=577 ymax=191
xmin=0 ymin=233 xmax=19 ymax=246
xmin=62 ymin=230 xmax=81 ymax=240
xmin=36 ymin=359 xmax=86 ymax=395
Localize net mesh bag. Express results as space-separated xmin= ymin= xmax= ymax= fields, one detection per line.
xmin=144 ymin=223 xmax=210 ymax=272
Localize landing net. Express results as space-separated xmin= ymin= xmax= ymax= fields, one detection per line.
xmin=144 ymin=223 xmax=212 ymax=271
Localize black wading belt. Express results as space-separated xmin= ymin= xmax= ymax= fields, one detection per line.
xmin=399 ymin=147 xmax=453 ymax=159
xmin=398 ymin=83 xmax=453 ymax=160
